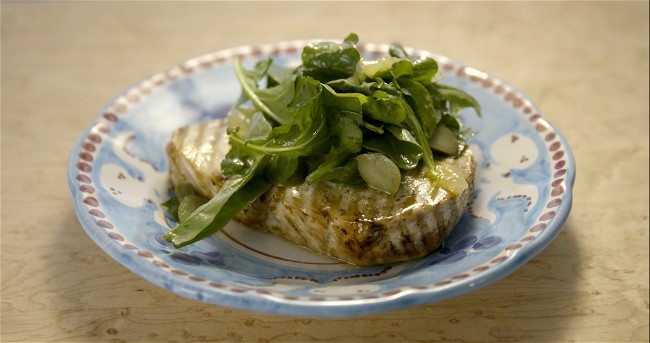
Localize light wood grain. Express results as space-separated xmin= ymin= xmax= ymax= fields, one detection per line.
xmin=2 ymin=1 xmax=648 ymax=342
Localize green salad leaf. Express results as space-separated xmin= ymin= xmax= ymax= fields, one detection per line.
xmin=163 ymin=154 xmax=271 ymax=247
xmin=301 ymin=33 xmax=361 ymax=83
xmin=363 ymin=125 xmax=423 ymax=170
xmin=164 ymin=33 xmax=481 ymax=248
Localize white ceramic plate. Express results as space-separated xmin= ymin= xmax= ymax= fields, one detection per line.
xmin=68 ymin=39 xmax=575 ymax=317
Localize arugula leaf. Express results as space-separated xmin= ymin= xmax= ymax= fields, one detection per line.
xmin=389 ymin=42 xmax=409 ymax=59
xmin=164 ymin=156 xmax=270 ymax=247
xmin=161 ymin=196 xmax=180 ymax=222
xmin=328 ymin=110 xmax=363 ymax=153
xmin=390 ymin=59 xmax=414 ymax=79
xmin=325 ymin=79 xmax=375 ymax=95
xmin=321 ymin=84 xmax=367 ymax=113
xmin=305 ymin=150 xmax=350 ymax=183
xmin=362 ymin=94 xmax=407 ymax=124
xmin=388 ymin=61 xmax=440 ymax=179
xmin=306 ymin=152 xmax=364 ymax=186
xmin=264 ymin=155 xmax=302 ymax=186
xmin=436 ymin=84 xmax=482 ymax=116
xmin=220 ymin=133 xmax=264 ymax=176
xmin=398 ymin=77 xmax=438 ymax=137
xmin=364 ymin=125 xmax=423 ymax=170
xmin=231 ymin=76 xmax=329 ymax=157
xmin=400 ymin=94 xmax=438 ymax=179
xmin=162 ymin=183 xmax=198 ymax=221
xmin=234 ymin=58 xmax=294 ymax=124
xmin=439 ymin=113 xmax=461 ymax=131
xmin=245 ymin=111 xmax=273 ymax=140
xmin=305 ymin=110 xmax=363 ymax=183
xmin=412 ymin=56 xmax=439 ymax=84
xmin=322 ymin=159 xmax=365 ymax=186
xmin=301 ymin=34 xmax=361 ymax=83
xmin=267 ymin=63 xmax=296 ymax=87
xmin=177 ymin=195 xmax=209 ymax=223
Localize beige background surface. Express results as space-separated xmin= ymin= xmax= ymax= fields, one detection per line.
xmin=1 ymin=1 xmax=648 ymax=342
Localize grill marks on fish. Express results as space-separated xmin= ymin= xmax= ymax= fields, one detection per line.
xmin=167 ymin=119 xmax=475 ymax=266
xmin=168 ymin=120 xmax=229 ymax=198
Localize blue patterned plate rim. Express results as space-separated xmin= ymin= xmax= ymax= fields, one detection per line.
xmin=68 ymin=39 xmax=575 ymax=317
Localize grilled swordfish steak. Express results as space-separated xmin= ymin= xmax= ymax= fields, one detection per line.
xmin=167 ymin=119 xmax=475 ymax=266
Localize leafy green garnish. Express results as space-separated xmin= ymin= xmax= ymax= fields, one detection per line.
xmin=164 ymin=33 xmax=481 ymax=248
xmin=364 ymin=125 xmax=423 ymax=170
xmin=300 ymin=33 xmax=361 ymax=83
xmin=164 ymin=155 xmax=271 ymax=247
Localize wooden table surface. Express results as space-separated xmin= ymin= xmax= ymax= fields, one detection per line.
xmin=2 ymin=1 xmax=648 ymax=342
